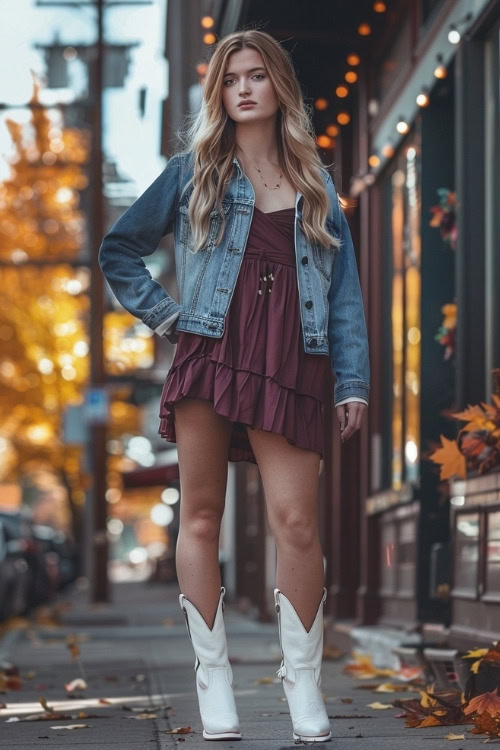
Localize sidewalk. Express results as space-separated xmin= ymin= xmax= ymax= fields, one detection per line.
xmin=0 ymin=581 xmax=480 ymax=748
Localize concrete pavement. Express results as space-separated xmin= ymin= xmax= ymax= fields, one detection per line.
xmin=0 ymin=581 xmax=482 ymax=748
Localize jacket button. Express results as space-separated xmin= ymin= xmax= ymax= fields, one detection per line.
xmin=310 ymin=339 xmax=317 ymax=347
xmin=208 ymin=323 xmax=217 ymax=329
xmin=305 ymin=300 xmax=313 ymax=309
xmin=301 ymin=256 xmax=308 ymax=265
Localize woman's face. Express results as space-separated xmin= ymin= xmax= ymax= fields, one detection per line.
xmin=221 ymin=47 xmax=280 ymax=123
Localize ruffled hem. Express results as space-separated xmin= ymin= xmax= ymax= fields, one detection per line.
xmin=158 ymin=354 xmax=324 ymax=464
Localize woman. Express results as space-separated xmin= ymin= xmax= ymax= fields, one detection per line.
xmin=99 ymin=29 xmax=369 ymax=744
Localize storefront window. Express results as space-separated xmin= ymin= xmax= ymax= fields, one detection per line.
xmin=388 ymin=139 xmax=422 ymax=491
xmin=454 ymin=513 xmax=479 ymax=595
xmin=486 ymin=511 xmax=500 ymax=595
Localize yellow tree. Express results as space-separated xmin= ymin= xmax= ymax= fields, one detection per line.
xmin=0 ymin=77 xmax=144 ymax=542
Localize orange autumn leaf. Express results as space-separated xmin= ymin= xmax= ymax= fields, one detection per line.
xmin=464 ymin=688 xmax=500 ymax=716
xmin=470 ymin=709 xmax=500 ymax=737
xmin=429 ymin=435 xmax=466 ymax=479
xmin=419 ymin=714 xmax=444 ymax=727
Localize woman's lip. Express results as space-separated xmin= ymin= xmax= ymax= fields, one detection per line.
xmin=238 ymin=102 xmax=256 ymax=107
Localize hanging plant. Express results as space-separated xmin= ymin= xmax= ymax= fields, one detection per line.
xmin=429 ymin=369 xmax=500 ymax=479
xmin=429 ymin=187 xmax=457 ymax=250
xmin=434 ymin=302 xmax=457 ymax=361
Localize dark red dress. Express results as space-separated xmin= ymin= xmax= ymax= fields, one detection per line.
xmin=158 ymin=206 xmax=330 ymax=464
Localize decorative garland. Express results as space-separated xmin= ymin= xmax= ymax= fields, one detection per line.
xmin=429 ymin=188 xmax=457 ymax=360
xmin=429 ymin=369 xmax=500 ymax=479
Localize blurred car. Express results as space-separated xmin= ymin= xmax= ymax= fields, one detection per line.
xmin=32 ymin=524 xmax=78 ymax=591
xmin=0 ymin=518 xmax=30 ymax=621
xmin=0 ymin=510 xmax=53 ymax=609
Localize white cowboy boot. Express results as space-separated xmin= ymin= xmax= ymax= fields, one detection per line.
xmin=179 ymin=586 xmax=241 ymax=740
xmin=274 ymin=587 xmax=332 ymax=742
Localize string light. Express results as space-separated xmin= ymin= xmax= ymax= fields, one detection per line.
xmin=345 ymin=70 xmax=358 ymax=83
xmin=433 ymin=54 xmax=447 ymax=79
xmin=347 ymin=53 xmax=360 ymax=66
xmin=314 ymin=97 xmax=329 ymax=110
xmin=368 ymin=154 xmax=380 ymax=167
xmin=337 ymin=112 xmax=350 ymax=125
xmin=326 ymin=124 xmax=339 ymax=137
xmin=336 ymin=85 xmax=349 ymax=98
xmin=373 ymin=1 xmax=387 ymax=11
xmin=317 ymin=135 xmax=334 ymax=149
xmin=203 ymin=32 xmax=216 ymax=44
xmin=200 ymin=15 xmax=214 ymax=28
xmin=416 ymin=89 xmax=430 ymax=107
xmin=358 ymin=22 xmax=371 ymax=36
xmin=396 ymin=117 xmax=409 ymax=134
xmin=448 ymin=24 xmax=461 ymax=44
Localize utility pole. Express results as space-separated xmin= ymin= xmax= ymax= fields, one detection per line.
xmin=88 ymin=0 xmax=108 ymax=603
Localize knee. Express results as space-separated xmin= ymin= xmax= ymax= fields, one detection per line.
xmin=274 ymin=510 xmax=318 ymax=551
xmin=183 ymin=502 xmax=223 ymax=543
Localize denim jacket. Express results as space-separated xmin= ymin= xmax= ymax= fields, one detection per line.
xmin=98 ymin=151 xmax=370 ymax=407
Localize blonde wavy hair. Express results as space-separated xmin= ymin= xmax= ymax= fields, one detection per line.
xmin=175 ymin=29 xmax=341 ymax=254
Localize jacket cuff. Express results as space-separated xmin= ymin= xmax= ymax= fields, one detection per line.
xmin=334 ymin=380 xmax=370 ymax=406
xmin=335 ymin=396 xmax=368 ymax=407
xmin=154 ymin=310 xmax=181 ymax=337
xmin=143 ymin=298 xmax=183 ymax=331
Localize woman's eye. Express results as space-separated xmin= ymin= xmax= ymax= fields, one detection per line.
xmin=223 ymin=74 xmax=265 ymax=86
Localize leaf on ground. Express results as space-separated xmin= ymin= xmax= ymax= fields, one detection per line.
xmin=367 ymin=701 xmax=394 ymax=709
xmin=341 ymin=698 xmax=353 ymax=703
xmin=343 ymin=651 xmax=395 ymax=680
xmin=165 ymin=726 xmax=192 ymax=734
xmin=126 ymin=712 xmax=157 ymax=720
xmin=375 ymin=682 xmax=415 ymax=693
xmin=445 ymin=732 xmax=465 ymax=740
xmin=323 ymin=645 xmax=343 ymax=660
xmin=0 ymin=672 xmax=22 ymax=691
xmin=470 ymin=710 xmax=500 ymax=737
xmin=257 ymin=676 xmax=276 ymax=684
xmin=50 ymin=723 xmax=89 ymax=730
xmin=98 ymin=698 xmax=112 ymax=704
xmin=65 ymin=634 xmax=81 ymax=660
xmin=39 ymin=696 xmax=53 ymax=713
xmin=65 ymin=678 xmax=88 ymax=692
xmin=464 ymin=688 xmax=500 ymax=716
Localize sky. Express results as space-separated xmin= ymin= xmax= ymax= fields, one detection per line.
xmin=0 ymin=0 xmax=169 ymax=191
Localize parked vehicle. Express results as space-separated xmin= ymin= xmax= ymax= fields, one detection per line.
xmin=0 ymin=518 xmax=30 ymax=621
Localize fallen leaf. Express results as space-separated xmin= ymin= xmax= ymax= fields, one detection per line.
xmin=257 ymin=676 xmax=276 ymax=684
xmin=367 ymin=701 xmax=394 ymax=709
xmin=50 ymin=723 xmax=89 ymax=730
xmin=419 ymin=714 xmax=444 ymax=727
xmin=323 ymin=645 xmax=343 ymax=660
xmin=127 ymin=712 xmax=157 ymax=720
xmin=341 ymin=698 xmax=353 ymax=703
xmin=165 ymin=726 xmax=192 ymax=734
xmin=375 ymin=682 xmax=413 ymax=693
xmin=464 ymin=688 xmax=500 ymax=716
xmin=39 ymin=696 xmax=53 ymax=713
xmin=65 ymin=678 xmax=88 ymax=692
xmin=65 ymin=635 xmax=80 ymax=660
xmin=99 ymin=698 xmax=112 ymax=704
xmin=470 ymin=710 xmax=500 ymax=738
xmin=445 ymin=733 xmax=465 ymax=740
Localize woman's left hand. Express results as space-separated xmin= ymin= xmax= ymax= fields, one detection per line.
xmin=336 ymin=402 xmax=367 ymax=443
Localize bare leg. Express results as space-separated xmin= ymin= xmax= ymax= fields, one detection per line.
xmin=174 ymin=397 xmax=233 ymax=630
xmin=245 ymin=428 xmax=324 ymax=632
